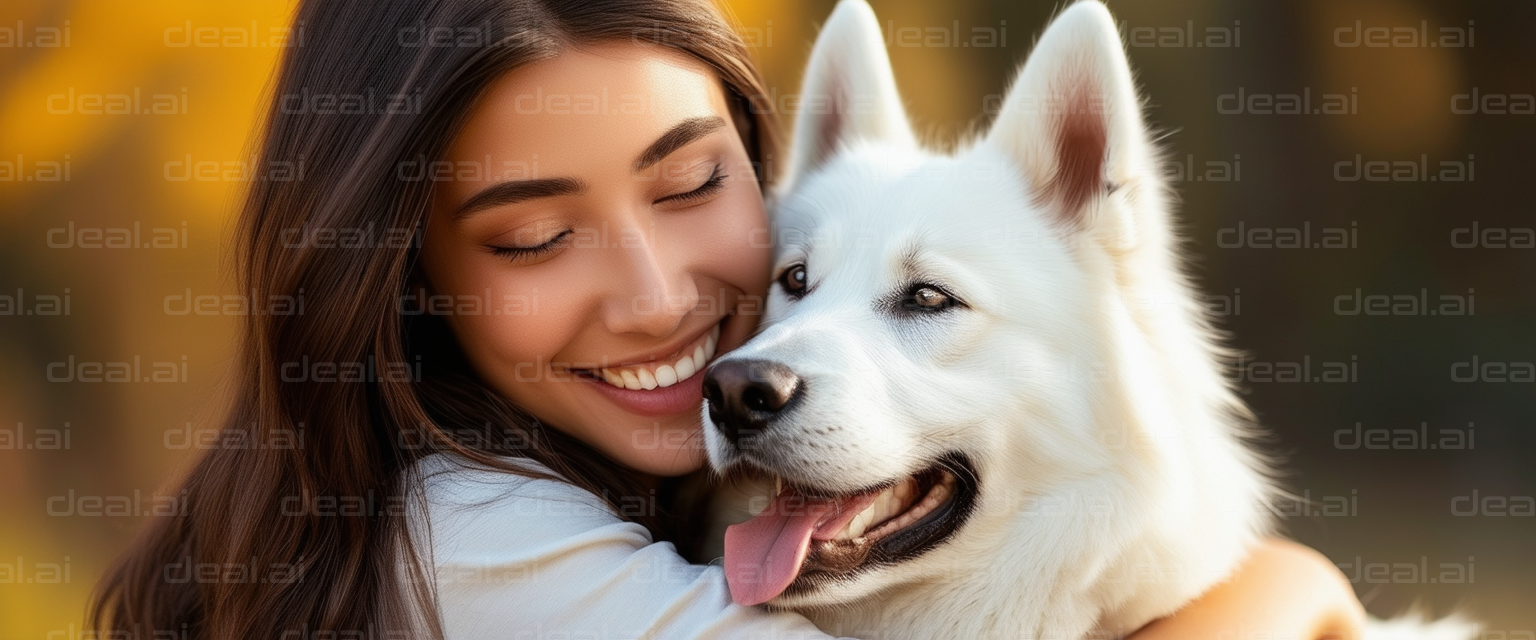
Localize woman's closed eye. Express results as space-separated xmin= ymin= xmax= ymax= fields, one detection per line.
xmin=487 ymin=228 xmax=573 ymax=263
xmin=654 ymin=163 xmax=727 ymax=206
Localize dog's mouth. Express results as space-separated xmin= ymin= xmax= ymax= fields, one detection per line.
xmin=722 ymin=452 xmax=978 ymax=606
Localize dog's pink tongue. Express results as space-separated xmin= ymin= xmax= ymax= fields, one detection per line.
xmin=723 ymin=486 xmax=878 ymax=606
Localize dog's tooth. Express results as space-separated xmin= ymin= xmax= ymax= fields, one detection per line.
xmin=601 ymin=369 xmax=624 ymax=388
xmin=620 ymin=370 xmax=642 ymax=390
xmin=846 ymin=504 xmax=877 ymax=539
xmin=655 ymin=364 xmax=678 ymax=387
xmin=913 ymin=489 xmax=939 ymax=513
xmin=894 ymin=482 xmax=948 ymax=531
xmin=832 ymin=518 xmax=852 ymax=540
xmin=674 ymin=353 xmax=696 ymax=381
xmin=903 ymin=505 xmax=925 ymax=526
xmin=692 ymin=345 xmax=706 ymax=371
xmin=836 ymin=506 xmax=867 ymax=540
xmin=857 ymin=487 xmax=904 ymax=539
xmin=905 ymin=485 xmax=949 ymax=524
xmin=834 ymin=522 xmax=854 ymax=540
xmin=870 ymin=490 xmax=896 ymax=525
xmin=847 ymin=515 xmax=868 ymax=539
xmin=886 ymin=489 xmax=907 ymax=517
xmin=636 ymin=368 xmax=658 ymax=390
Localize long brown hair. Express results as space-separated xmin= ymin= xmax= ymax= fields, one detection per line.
xmin=89 ymin=1 xmax=779 ymax=638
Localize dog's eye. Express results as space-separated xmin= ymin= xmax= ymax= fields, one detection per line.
xmin=913 ymin=287 xmax=947 ymax=308
xmin=778 ymin=264 xmax=808 ymax=298
xmin=899 ymin=284 xmax=959 ymax=313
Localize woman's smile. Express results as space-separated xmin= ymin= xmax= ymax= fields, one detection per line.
xmin=576 ymin=316 xmax=725 ymax=417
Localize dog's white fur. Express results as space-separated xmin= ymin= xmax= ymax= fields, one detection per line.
xmin=702 ymin=2 xmax=1477 ymax=639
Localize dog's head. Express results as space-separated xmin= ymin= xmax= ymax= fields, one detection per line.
xmin=704 ymin=0 xmax=1205 ymax=608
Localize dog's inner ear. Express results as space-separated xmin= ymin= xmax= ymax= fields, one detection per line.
xmin=1042 ymin=84 xmax=1110 ymax=226
xmin=985 ymin=3 xmax=1143 ymax=233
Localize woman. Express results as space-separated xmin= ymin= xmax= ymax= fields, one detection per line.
xmin=89 ymin=1 xmax=1366 ymax=638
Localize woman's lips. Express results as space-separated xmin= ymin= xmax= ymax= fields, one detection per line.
xmin=596 ymin=323 xmax=719 ymax=390
xmin=582 ymin=361 xmax=709 ymax=417
xmin=579 ymin=319 xmax=724 ymax=417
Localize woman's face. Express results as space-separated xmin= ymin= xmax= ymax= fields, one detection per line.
xmin=419 ymin=42 xmax=770 ymax=480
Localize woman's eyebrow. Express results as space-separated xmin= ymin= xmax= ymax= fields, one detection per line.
xmin=634 ymin=116 xmax=726 ymax=172
xmin=451 ymin=116 xmax=724 ymax=221
xmin=453 ymin=177 xmax=587 ymax=221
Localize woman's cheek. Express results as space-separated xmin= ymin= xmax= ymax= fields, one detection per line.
xmin=457 ymin=262 xmax=583 ymax=384
xmin=688 ymin=185 xmax=772 ymax=297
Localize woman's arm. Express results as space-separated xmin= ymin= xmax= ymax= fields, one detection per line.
xmin=1129 ymin=538 xmax=1367 ymax=640
xmin=415 ymin=454 xmax=853 ymax=640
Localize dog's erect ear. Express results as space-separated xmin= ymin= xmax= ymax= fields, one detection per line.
xmin=783 ymin=0 xmax=917 ymax=190
xmin=985 ymin=1 xmax=1150 ymax=232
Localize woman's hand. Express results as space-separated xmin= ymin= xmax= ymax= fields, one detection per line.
xmin=1128 ymin=538 xmax=1367 ymax=640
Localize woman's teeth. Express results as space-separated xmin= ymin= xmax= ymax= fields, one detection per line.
xmin=597 ymin=324 xmax=719 ymax=391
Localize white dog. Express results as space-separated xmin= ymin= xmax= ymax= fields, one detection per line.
xmin=699 ymin=2 xmax=1478 ymax=639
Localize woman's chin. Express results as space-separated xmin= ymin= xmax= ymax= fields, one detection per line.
xmin=615 ymin=427 xmax=708 ymax=478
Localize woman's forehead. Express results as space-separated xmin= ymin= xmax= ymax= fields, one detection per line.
xmin=450 ymin=42 xmax=731 ymax=157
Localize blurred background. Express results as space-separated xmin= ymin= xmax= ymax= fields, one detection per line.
xmin=1 ymin=0 xmax=1531 ymax=637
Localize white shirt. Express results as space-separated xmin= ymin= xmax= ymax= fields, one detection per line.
xmin=410 ymin=453 xmax=851 ymax=640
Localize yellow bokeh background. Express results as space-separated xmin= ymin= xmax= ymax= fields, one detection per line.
xmin=1 ymin=2 xmax=297 ymax=637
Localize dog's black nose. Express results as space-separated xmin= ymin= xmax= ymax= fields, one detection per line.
xmin=703 ymin=359 xmax=801 ymax=448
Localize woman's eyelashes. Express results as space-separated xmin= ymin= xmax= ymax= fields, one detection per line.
xmin=483 ymin=163 xmax=726 ymax=263
xmin=654 ymin=163 xmax=727 ymax=206
xmin=487 ymin=228 xmax=573 ymax=262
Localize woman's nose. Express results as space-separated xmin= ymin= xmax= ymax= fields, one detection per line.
xmin=600 ymin=231 xmax=699 ymax=337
